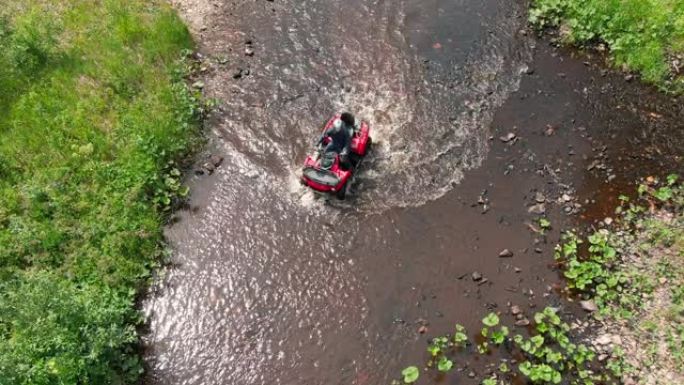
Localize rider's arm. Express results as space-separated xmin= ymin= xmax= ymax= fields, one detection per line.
xmin=316 ymin=128 xmax=329 ymax=145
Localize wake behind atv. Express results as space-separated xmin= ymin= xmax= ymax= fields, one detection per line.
xmin=301 ymin=115 xmax=371 ymax=199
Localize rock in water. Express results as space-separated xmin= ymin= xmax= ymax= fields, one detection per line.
xmin=499 ymin=132 xmax=516 ymax=142
xmin=528 ymin=203 xmax=546 ymax=215
xmin=499 ymin=249 xmax=514 ymax=258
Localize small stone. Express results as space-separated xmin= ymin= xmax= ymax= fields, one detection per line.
xmin=544 ymin=126 xmax=555 ymax=136
xmin=535 ymin=192 xmax=546 ymax=203
xmin=624 ymin=74 xmax=634 ymax=82
xmin=659 ymin=277 xmax=668 ymax=284
xmin=611 ymin=335 xmax=622 ymax=345
xmin=498 ymin=249 xmax=514 ymax=258
xmin=515 ymin=318 xmax=530 ymax=326
xmin=595 ymin=334 xmax=612 ymax=345
xmin=418 ymin=325 xmax=428 ymax=334
xmin=514 ymin=267 xmax=522 ymax=273
xmin=561 ymin=193 xmax=572 ymax=202
xmin=202 ymin=162 xmax=216 ymax=174
xmin=528 ymin=203 xmax=546 ymax=215
xmin=499 ymin=132 xmax=516 ymax=142
xmin=520 ymin=64 xmax=534 ymax=75
xmin=604 ymin=217 xmax=613 ymax=225
xmin=468 ymin=371 xmax=476 ymax=378
xmin=192 ymin=81 xmax=205 ymax=89
xmin=245 ymin=47 xmax=255 ymax=56
xmin=209 ymin=155 xmax=224 ymax=167
xmin=472 ymin=271 xmax=483 ymax=282
xmin=510 ymin=305 xmax=522 ymax=315
xmin=580 ymin=300 xmax=598 ymax=312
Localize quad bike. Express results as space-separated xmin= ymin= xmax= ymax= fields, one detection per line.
xmin=301 ymin=114 xmax=371 ymax=199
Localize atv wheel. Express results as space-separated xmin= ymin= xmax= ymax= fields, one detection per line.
xmin=336 ymin=182 xmax=347 ymax=200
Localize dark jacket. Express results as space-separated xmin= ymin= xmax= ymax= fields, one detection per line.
xmin=319 ymin=124 xmax=351 ymax=154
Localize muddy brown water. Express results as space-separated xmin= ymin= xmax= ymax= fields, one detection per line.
xmin=143 ymin=1 xmax=684 ymax=384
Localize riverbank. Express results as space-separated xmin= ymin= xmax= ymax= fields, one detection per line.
xmin=530 ymin=0 xmax=684 ymax=93
xmin=0 ymin=1 xmax=203 ymax=383
xmin=570 ymin=177 xmax=684 ymax=385
xmin=397 ymin=177 xmax=683 ymax=385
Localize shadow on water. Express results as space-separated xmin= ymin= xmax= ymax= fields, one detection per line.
xmin=143 ymin=1 xmax=683 ymax=384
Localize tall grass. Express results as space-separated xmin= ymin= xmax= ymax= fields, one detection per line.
xmin=0 ymin=1 xmax=203 ymax=383
xmin=530 ymin=0 xmax=684 ymax=93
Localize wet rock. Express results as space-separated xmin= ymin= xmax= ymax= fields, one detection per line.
xmin=472 ymin=271 xmax=483 ymax=282
xmin=528 ymin=203 xmax=546 ymax=215
xmin=499 ymin=132 xmax=516 ymax=142
xmin=209 ymin=155 xmax=224 ymax=167
xmin=544 ymin=125 xmax=555 ymax=136
xmin=232 ymin=68 xmax=245 ymax=79
xmin=498 ymin=249 xmax=514 ymax=258
xmin=580 ymin=300 xmax=598 ymax=312
xmin=520 ymin=64 xmax=534 ymax=75
xmin=515 ymin=318 xmax=530 ymax=326
xmin=202 ymin=162 xmax=216 ymax=174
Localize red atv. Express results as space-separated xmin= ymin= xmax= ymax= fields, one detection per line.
xmin=301 ymin=114 xmax=371 ymax=199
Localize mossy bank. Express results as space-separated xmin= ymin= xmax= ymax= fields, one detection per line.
xmin=0 ymin=1 xmax=205 ymax=383
xmin=530 ymin=0 xmax=684 ymax=93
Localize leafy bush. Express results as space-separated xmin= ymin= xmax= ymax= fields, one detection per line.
xmin=0 ymin=1 xmax=203 ymax=383
xmin=530 ymin=0 xmax=684 ymax=93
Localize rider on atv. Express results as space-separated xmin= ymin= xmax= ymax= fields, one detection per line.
xmin=316 ymin=112 xmax=356 ymax=168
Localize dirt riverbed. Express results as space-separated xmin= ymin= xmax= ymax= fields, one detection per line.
xmin=142 ymin=1 xmax=684 ymax=384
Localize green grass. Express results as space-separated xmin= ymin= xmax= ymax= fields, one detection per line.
xmin=530 ymin=0 xmax=684 ymax=93
xmin=0 ymin=1 xmax=203 ymax=383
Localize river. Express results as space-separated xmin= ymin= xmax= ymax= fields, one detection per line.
xmin=143 ymin=0 xmax=684 ymax=384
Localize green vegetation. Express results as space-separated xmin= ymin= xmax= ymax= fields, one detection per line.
xmin=0 ymin=1 xmax=205 ymax=383
xmin=398 ymin=308 xmax=608 ymax=385
xmin=530 ymin=0 xmax=684 ymax=92
xmin=397 ymin=177 xmax=682 ymax=384
xmin=555 ymin=175 xmax=684 ymax=384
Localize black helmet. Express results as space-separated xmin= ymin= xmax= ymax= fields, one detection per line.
xmin=340 ymin=112 xmax=355 ymax=126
